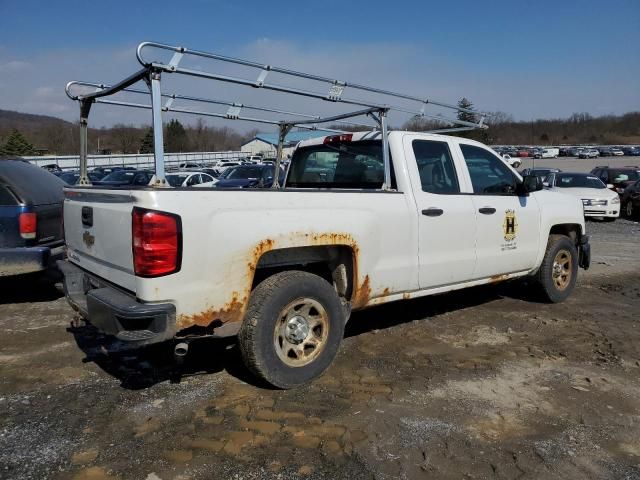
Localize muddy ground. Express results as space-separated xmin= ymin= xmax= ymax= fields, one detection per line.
xmin=1 ymin=219 xmax=639 ymax=480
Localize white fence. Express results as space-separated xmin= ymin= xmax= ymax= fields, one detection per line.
xmin=23 ymin=151 xmax=245 ymax=170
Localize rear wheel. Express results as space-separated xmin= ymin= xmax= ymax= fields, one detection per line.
xmin=239 ymin=271 xmax=345 ymax=389
xmin=534 ymin=235 xmax=578 ymax=303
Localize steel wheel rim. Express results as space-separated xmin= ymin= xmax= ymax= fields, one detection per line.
xmin=552 ymin=249 xmax=572 ymax=291
xmin=274 ymin=297 xmax=329 ymax=367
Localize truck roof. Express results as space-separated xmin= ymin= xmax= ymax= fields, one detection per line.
xmin=295 ymin=130 xmax=485 ymax=149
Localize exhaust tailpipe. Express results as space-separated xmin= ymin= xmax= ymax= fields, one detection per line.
xmin=174 ymin=342 xmax=189 ymax=359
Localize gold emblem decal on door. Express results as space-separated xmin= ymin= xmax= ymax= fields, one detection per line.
xmin=503 ymin=209 xmax=518 ymax=241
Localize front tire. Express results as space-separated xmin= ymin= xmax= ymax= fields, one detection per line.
xmin=625 ymin=201 xmax=635 ymax=218
xmin=534 ymin=235 xmax=578 ymax=303
xmin=238 ymin=271 xmax=346 ymax=389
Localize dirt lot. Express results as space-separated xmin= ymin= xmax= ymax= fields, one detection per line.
xmin=1 ymin=219 xmax=639 ymax=480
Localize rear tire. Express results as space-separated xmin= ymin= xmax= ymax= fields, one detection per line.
xmin=238 ymin=271 xmax=345 ymax=389
xmin=534 ymin=235 xmax=578 ymax=303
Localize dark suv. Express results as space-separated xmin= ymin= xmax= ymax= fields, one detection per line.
xmin=0 ymin=160 xmax=65 ymax=277
xmin=590 ymin=166 xmax=640 ymax=194
xmin=621 ymin=180 xmax=640 ymax=218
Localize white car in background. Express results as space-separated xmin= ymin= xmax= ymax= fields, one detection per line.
xmin=611 ymin=148 xmax=624 ymax=156
xmin=501 ymin=153 xmax=521 ymax=169
xmin=165 ymin=171 xmax=215 ymax=187
xmin=545 ymin=172 xmax=620 ymax=221
xmin=212 ymin=160 xmax=243 ymax=175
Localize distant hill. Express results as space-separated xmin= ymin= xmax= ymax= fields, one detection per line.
xmin=0 ymin=109 xmax=74 ymax=129
xmin=0 ymin=109 xmax=76 ymax=154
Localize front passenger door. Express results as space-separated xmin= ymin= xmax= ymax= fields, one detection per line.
xmin=458 ymin=144 xmax=541 ymax=278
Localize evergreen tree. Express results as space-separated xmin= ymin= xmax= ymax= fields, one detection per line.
xmin=453 ymin=98 xmax=485 ymax=141
xmin=165 ymin=119 xmax=188 ymax=153
xmin=139 ymin=128 xmax=155 ymax=154
xmin=457 ymin=98 xmax=477 ymax=124
xmin=1 ymin=129 xmax=35 ymax=156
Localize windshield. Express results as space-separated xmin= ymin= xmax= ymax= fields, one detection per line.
xmin=555 ymin=174 xmax=606 ymax=189
xmin=167 ymin=174 xmax=189 ymax=187
xmin=610 ymin=169 xmax=640 ymax=182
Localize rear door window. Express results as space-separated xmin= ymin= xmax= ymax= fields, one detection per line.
xmin=412 ymin=140 xmax=460 ymax=194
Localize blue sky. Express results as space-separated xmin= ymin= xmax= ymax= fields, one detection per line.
xmin=0 ymin=0 xmax=638 ymax=129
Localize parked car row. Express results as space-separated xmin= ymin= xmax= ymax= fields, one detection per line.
xmin=49 ymin=162 xmax=288 ymax=190
xmin=493 ymin=145 xmax=640 ymax=159
xmin=518 ymin=165 xmax=640 ymax=222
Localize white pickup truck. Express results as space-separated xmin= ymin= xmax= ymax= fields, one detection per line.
xmin=59 ymin=42 xmax=591 ymax=388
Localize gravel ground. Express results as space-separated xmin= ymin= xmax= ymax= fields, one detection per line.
xmin=0 ymin=219 xmax=639 ymax=480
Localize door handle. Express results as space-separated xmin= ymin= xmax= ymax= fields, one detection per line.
xmin=422 ymin=208 xmax=444 ymax=217
xmin=478 ymin=207 xmax=496 ymax=215
xmin=81 ymin=206 xmax=93 ymax=226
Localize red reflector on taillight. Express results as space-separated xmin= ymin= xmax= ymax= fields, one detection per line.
xmin=323 ymin=133 xmax=353 ymax=144
xmin=132 ymin=208 xmax=181 ymax=277
xmin=19 ymin=212 xmax=37 ymax=239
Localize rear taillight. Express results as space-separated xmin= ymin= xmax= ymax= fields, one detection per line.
xmin=323 ymin=133 xmax=353 ymax=144
xmin=19 ymin=212 xmax=37 ymax=239
xmin=132 ymin=208 xmax=181 ymax=277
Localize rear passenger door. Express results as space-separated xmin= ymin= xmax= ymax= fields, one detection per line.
xmin=404 ymin=136 xmax=477 ymax=289
xmin=456 ymin=143 xmax=541 ymax=278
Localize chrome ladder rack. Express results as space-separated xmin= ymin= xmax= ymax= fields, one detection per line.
xmin=66 ymin=41 xmax=490 ymax=189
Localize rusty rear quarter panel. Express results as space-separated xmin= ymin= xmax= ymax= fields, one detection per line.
xmin=132 ymin=188 xmax=420 ymax=335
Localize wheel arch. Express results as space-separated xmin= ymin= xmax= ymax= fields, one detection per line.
xmin=548 ymin=223 xmax=583 ymax=244
xmin=252 ymin=245 xmax=357 ymax=302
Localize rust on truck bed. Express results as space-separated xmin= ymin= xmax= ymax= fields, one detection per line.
xmin=176 ymin=291 xmax=247 ymax=330
xmin=176 ymin=232 xmax=369 ymax=334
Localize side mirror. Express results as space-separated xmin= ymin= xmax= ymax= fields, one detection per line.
xmin=518 ymin=174 xmax=543 ymax=196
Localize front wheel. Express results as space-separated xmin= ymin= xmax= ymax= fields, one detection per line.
xmin=534 ymin=235 xmax=578 ymax=303
xmin=625 ymin=201 xmax=635 ymax=218
xmin=238 ymin=271 xmax=346 ymax=389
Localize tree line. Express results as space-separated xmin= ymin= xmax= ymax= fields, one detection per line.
xmin=1 ymin=104 xmax=639 ymax=157
xmin=406 ymin=99 xmax=640 ymax=146
xmin=0 ymin=112 xmax=256 ymax=156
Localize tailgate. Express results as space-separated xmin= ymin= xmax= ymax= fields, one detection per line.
xmin=63 ymin=189 xmax=136 ymax=292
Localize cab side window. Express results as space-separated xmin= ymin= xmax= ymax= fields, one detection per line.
xmin=412 ymin=140 xmax=460 ymax=194
xmin=460 ymin=144 xmax=517 ymax=195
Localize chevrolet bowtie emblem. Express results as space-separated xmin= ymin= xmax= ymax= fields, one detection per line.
xmin=82 ymin=230 xmax=95 ymax=248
